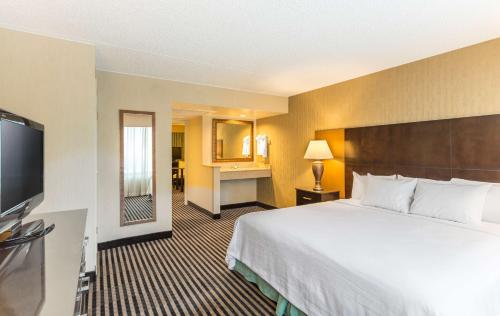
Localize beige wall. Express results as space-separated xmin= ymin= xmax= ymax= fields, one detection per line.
xmin=97 ymin=72 xmax=170 ymax=242
xmin=257 ymin=38 xmax=500 ymax=208
xmin=185 ymin=116 xmax=217 ymax=212
xmin=97 ymin=71 xmax=284 ymax=240
xmin=0 ymin=28 xmax=98 ymax=271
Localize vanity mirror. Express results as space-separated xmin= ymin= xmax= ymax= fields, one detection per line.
xmin=212 ymin=119 xmax=254 ymax=162
xmin=120 ymin=110 xmax=156 ymax=226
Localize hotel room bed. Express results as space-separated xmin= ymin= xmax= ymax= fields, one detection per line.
xmin=226 ymin=199 xmax=500 ymax=316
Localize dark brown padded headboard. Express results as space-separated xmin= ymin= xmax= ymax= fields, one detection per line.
xmin=344 ymin=114 xmax=500 ymax=198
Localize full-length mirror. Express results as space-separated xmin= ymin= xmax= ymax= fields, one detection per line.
xmin=120 ymin=110 xmax=156 ymax=226
xmin=212 ymin=119 xmax=254 ymax=162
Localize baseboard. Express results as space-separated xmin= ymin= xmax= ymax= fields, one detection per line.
xmin=85 ymin=271 xmax=96 ymax=282
xmin=97 ymin=231 xmax=172 ymax=250
xmin=188 ymin=201 xmax=221 ymax=219
xmin=220 ymin=201 xmax=258 ymax=210
xmin=220 ymin=201 xmax=277 ymax=210
xmin=256 ymin=201 xmax=277 ymax=210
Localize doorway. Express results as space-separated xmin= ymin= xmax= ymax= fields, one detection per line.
xmin=172 ymin=123 xmax=185 ymax=194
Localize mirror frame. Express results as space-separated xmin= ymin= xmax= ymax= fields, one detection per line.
xmin=212 ymin=119 xmax=254 ymax=163
xmin=119 ymin=110 xmax=157 ymax=226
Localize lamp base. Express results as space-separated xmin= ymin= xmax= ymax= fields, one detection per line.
xmin=312 ymin=160 xmax=324 ymax=191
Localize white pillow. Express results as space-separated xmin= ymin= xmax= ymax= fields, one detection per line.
xmin=351 ymin=172 xmax=365 ymax=199
xmin=362 ymin=176 xmax=418 ymax=213
xmin=351 ymin=172 xmax=396 ymax=200
xmin=397 ymin=175 xmax=449 ymax=184
xmin=451 ymin=178 xmax=500 ymax=224
xmin=409 ymin=181 xmax=491 ymax=224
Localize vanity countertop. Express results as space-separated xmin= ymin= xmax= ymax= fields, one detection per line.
xmin=26 ymin=209 xmax=87 ymax=316
xmin=201 ymin=164 xmax=272 ymax=180
xmin=219 ymin=165 xmax=271 ymax=172
xmin=219 ymin=165 xmax=272 ymax=180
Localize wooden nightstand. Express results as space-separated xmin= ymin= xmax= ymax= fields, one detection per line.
xmin=296 ymin=188 xmax=340 ymax=206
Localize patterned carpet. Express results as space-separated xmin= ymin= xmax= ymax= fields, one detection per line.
xmin=88 ymin=191 xmax=275 ymax=315
xmin=124 ymin=195 xmax=153 ymax=222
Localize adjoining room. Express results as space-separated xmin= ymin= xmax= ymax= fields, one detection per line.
xmin=171 ymin=104 xmax=278 ymax=221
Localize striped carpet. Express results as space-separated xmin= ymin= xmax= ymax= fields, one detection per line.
xmin=88 ymin=191 xmax=276 ymax=315
xmin=124 ymin=195 xmax=153 ymax=222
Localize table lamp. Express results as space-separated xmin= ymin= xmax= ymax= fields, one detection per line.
xmin=304 ymin=140 xmax=333 ymax=191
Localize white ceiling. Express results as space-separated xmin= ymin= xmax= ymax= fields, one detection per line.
xmin=1 ymin=1 xmax=499 ymax=96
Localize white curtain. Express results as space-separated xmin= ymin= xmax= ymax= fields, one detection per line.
xmin=124 ymin=127 xmax=153 ymax=197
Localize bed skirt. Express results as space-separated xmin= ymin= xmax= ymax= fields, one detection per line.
xmin=233 ymin=260 xmax=306 ymax=316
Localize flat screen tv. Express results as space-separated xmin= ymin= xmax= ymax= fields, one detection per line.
xmin=0 ymin=110 xmax=44 ymax=227
xmin=172 ymin=147 xmax=182 ymax=161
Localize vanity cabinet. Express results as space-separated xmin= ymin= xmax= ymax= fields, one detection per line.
xmin=219 ymin=166 xmax=271 ymax=180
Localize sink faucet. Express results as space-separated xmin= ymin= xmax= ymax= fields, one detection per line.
xmin=232 ymin=165 xmax=239 ymax=169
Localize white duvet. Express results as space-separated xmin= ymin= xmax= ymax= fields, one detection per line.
xmin=226 ymin=199 xmax=500 ymax=316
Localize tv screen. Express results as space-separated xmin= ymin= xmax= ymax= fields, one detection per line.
xmin=172 ymin=147 xmax=182 ymax=161
xmin=1 ymin=119 xmax=44 ymax=214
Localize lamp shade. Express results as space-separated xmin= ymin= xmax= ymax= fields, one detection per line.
xmin=304 ymin=140 xmax=333 ymax=160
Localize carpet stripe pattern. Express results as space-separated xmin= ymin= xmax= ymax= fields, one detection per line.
xmin=124 ymin=195 xmax=153 ymax=222
xmin=89 ymin=191 xmax=275 ymax=315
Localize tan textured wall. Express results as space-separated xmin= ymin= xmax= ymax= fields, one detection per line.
xmin=257 ymin=38 xmax=500 ymax=208
xmin=0 ymin=27 xmax=98 ymax=271
xmin=315 ymin=129 xmax=345 ymax=198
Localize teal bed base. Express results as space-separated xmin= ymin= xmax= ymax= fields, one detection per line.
xmin=233 ymin=260 xmax=306 ymax=316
